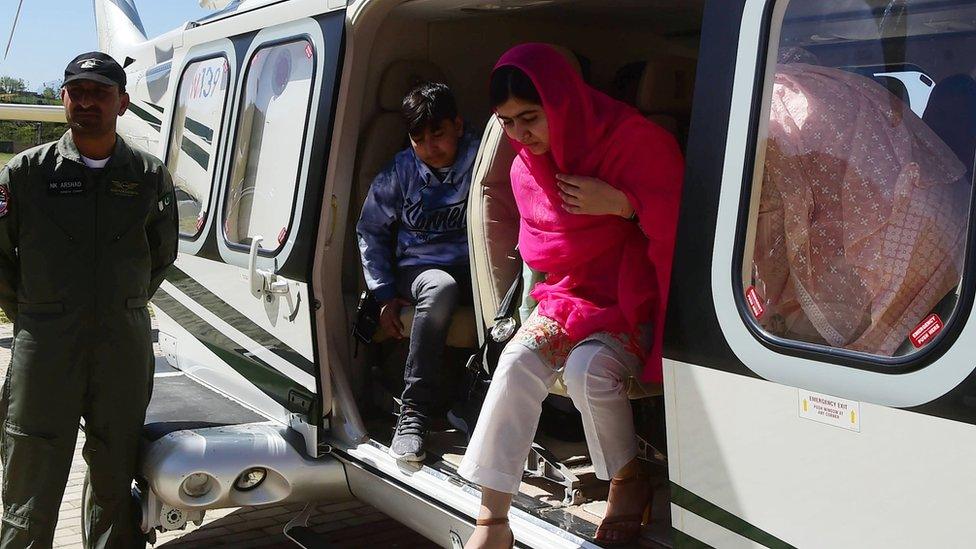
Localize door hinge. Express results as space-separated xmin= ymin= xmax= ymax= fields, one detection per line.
xmin=288 ymin=388 xmax=314 ymax=414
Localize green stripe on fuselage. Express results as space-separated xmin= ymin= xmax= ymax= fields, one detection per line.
xmin=180 ymin=135 xmax=209 ymax=170
xmin=673 ymin=528 xmax=715 ymax=549
xmin=670 ymin=482 xmax=796 ymax=549
xmin=127 ymin=102 xmax=162 ymax=129
xmin=151 ymin=289 xmax=314 ymax=417
xmin=163 ymin=266 xmax=316 ymax=375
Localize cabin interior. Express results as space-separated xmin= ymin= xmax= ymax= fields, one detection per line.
xmin=332 ymin=0 xmax=703 ymax=542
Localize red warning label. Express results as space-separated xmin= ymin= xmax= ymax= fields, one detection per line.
xmin=910 ymin=314 xmax=944 ymax=348
xmin=746 ymin=286 xmax=765 ymax=320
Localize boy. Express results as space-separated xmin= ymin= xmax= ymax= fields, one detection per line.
xmin=357 ymin=82 xmax=480 ymax=461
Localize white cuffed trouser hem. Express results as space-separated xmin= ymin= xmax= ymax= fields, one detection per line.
xmin=458 ymin=342 xmax=555 ymax=495
xmin=562 ymin=341 xmax=640 ymax=481
xmin=456 ymin=462 xmax=524 ymax=495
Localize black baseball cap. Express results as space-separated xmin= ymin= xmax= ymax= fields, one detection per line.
xmin=63 ymin=52 xmax=126 ymax=90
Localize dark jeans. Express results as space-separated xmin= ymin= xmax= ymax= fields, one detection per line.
xmin=395 ymin=265 xmax=472 ymax=420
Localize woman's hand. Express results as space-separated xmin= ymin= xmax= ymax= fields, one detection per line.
xmin=555 ymin=174 xmax=635 ymax=218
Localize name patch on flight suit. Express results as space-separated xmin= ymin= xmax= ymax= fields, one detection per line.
xmin=109 ymin=180 xmax=140 ymax=197
xmin=48 ymin=180 xmax=85 ymax=196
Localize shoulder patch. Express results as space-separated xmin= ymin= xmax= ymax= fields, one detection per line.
xmin=158 ymin=194 xmax=172 ymax=211
xmin=0 ymin=185 xmax=10 ymax=218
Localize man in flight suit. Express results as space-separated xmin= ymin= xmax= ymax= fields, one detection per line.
xmin=0 ymin=52 xmax=178 ymax=548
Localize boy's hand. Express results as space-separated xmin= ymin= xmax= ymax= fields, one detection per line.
xmin=380 ymin=297 xmax=412 ymax=339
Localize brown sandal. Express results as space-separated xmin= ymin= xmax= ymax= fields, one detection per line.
xmin=595 ymin=474 xmax=655 ymax=546
xmin=474 ymin=517 xmax=514 ymax=548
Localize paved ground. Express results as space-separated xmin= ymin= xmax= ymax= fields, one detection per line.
xmin=0 ymin=319 xmax=437 ymax=548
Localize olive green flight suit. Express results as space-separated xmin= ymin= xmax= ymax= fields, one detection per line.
xmin=0 ymin=132 xmax=178 ymax=548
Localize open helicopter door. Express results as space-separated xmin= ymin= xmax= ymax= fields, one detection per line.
xmin=152 ymin=12 xmax=345 ymax=452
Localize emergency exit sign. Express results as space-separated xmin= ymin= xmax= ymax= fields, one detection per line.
xmin=798 ymin=390 xmax=861 ymax=432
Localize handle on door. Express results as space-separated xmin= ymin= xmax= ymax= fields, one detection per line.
xmin=324 ymin=194 xmax=338 ymax=246
xmin=248 ymin=236 xmax=289 ymax=299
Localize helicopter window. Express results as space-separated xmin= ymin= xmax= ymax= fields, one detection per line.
xmin=741 ymin=0 xmax=976 ymax=361
xmin=223 ymin=39 xmax=315 ymax=253
xmin=166 ymin=56 xmax=230 ymax=239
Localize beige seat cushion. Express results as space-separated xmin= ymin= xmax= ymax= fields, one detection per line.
xmin=609 ymin=55 xmax=696 ymax=143
xmin=637 ymin=55 xmax=697 ymax=116
xmin=377 ymin=60 xmax=448 ymax=111
xmin=371 ymin=305 xmax=478 ymax=349
xmin=468 ymin=115 xmax=520 ymax=337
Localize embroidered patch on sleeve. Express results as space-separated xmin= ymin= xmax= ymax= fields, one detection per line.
xmin=0 ymin=185 xmax=10 ymax=218
xmin=157 ymin=194 xmax=172 ymax=211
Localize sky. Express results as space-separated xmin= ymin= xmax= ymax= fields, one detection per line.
xmin=0 ymin=1 xmax=213 ymax=92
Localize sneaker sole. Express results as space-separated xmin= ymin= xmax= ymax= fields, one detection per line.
xmin=389 ymin=447 xmax=426 ymax=462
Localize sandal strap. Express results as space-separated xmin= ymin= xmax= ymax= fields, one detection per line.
xmin=476 ymin=517 xmax=510 ymax=527
xmin=610 ymin=474 xmax=646 ymax=486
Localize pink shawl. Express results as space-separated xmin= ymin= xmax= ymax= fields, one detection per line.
xmin=754 ymin=63 xmax=968 ymax=354
xmin=494 ymin=44 xmax=684 ymax=382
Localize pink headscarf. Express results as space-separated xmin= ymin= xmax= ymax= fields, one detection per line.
xmin=494 ymin=44 xmax=684 ymax=382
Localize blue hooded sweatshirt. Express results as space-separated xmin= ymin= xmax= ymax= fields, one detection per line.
xmin=357 ymin=130 xmax=480 ymax=301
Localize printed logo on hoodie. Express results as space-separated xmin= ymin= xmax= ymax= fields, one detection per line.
xmin=402 ymin=197 xmax=468 ymax=235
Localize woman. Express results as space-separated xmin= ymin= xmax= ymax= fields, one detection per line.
xmin=458 ymin=43 xmax=684 ymax=547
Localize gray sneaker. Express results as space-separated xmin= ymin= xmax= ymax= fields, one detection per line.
xmin=390 ymin=410 xmax=428 ymax=462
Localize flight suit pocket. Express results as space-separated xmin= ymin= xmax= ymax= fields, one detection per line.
xmin=125 ymin=297 xmax=148 ymax=309
xmin=1 ymin=421 xmax=57 ymax=524
xmin=1 ymin=504 xmax=28 ymax=531
xmin=105 ymin=179 xmax=153 ymax=243
xmin=16 ymin=302 xmax=63 ymax=314
xmin=111 ymin=216 xmax=146 ymax=243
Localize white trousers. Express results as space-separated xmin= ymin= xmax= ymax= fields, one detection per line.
xmin=458 ymin=340 xmax=639 ymax=495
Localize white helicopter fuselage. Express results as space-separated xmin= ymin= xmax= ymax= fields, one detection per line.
xmin=25 ymin=0 xmax=976 ymax=547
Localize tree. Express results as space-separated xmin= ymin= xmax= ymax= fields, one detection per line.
xmin=40 ymin=78 xmax=62 ymax=100
xmin=0 ymin=120 xmax=68 ymax=145
xmin=0 ymin=76 xmax=26 ymax=94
